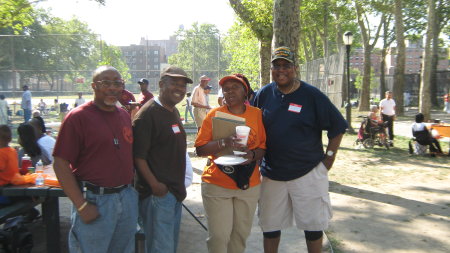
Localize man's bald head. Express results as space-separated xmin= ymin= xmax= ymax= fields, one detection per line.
xmin=92 ymin=66 xmax=121 ymax=82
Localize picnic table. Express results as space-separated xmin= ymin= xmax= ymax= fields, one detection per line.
xmin=0 ymin=185 xmax=65 ymax=253
xmin=429 ymin=123 xmax=450 ymax=154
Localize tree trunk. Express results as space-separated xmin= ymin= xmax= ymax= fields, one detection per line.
xmin=355 ymin=2 xmax=385 ymax=111
xmin=260 ymin=39 xmax=272 ymax=86
xmin=393 ymin=0 xmax=405 ymax=116
xmin=430 ymin=21 xmax=440 ymax=107
xmin=272 ymin=0 xmax=301 ymax=54
xmin=419 ymin=0 xmax=436 ymax=120
xmin=359 ymin=46 xmax=372 ymax=111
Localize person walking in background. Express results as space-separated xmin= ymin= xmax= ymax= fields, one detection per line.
xmin=191 ymin=75 xmax=212 ymax=131
xmin=53 ymin=66 xmax=138 ymax=253
xmin=133 ymin=66 xmax=192 ymax=253
xmin=443 ymin=93 xmax=450 ymax=114
xmin=21 ymin=85 xmax=32 ymax=123
xmin=217 ymin=88 xmax=224 ymax=106
xmin=183 ymin=92 xmax=194 ymax=124
xmin=118 ymin=85 xmax=137 ymax=114
xmin=74 ymin=92 xmax=86 ymax=107
xmin=137 ymin=78 xmax=154 ymax=107
xmin=195 ymin=74 xmax=266 ymax=253
xmin=0 ymin=95 xmax=8 ymax=125
xmin=379 ymin=91 xmax=396 ymax=146
xmin=254 ymin=47 xmax=347 ymax=253
xmin=204 ymin=85 xmax=212 ymax=109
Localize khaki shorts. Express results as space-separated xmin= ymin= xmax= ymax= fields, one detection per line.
xmin=258 ymin=162 xmax=332 ymax=232
xmin=193 ymin=107 xmax=209 ymax=128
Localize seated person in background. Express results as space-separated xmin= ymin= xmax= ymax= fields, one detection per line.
xmin=368 ymin=105 xmax=385 ymax=133
xmin=38 ymin=99 xmax=46 ymax=114
xmin=32 ymin=110 xmax=41 ymax=118
xmin=0 ymin=124 xmax=40 ymax=220
xmin=411 ymin=113 xmax=442 ymax=154
xmin=17 ymin=123 xmax=50 ymax=166
xmin=0 ymin=125 xmax=19 ymax=186
xmin=29 ymin=117 xmax=55 ymax=164
xmin=51 ymin=99 xmax=60 ymax=113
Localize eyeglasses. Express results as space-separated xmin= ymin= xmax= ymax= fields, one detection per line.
xmin=95 ymin=80 xmax=125 ymax=89
xmin=271 ymin=63 xmax=294 ymax=71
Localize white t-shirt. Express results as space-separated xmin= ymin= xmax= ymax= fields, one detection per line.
xmin=379 ymin=99 xmax=396 ymax=116
xmin=38 ymin=135 xmax=56 ymax=163
xmin=185 ymin=152 xmax=193 ymax=188
xmin=75 ymin=98 xmax=86 ymax=107
xmin=411 ymin=122 xmax=426 ymax=132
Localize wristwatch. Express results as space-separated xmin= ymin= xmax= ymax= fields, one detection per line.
xmin=326 ymin=150 xmax=335 ymax=157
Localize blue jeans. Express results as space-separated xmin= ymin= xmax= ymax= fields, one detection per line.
xmin=139 ymin=192 xmax=182 ymax=253
xmin=69 ymin=186 xmax=138 ymax=253
xmin=184 ymin=105 xmax=194 ymax=122
xmin=23 ymin=108 xmax=31 ymax=122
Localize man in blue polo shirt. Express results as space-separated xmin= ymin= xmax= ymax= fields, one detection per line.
xmin=254 ymin=47 xmax=347 ymax=253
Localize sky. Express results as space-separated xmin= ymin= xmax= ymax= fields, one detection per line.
xmin=36 ymin=0 xmax=237 ymax=46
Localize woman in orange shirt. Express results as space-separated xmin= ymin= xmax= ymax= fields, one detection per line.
xmin=195 ymin=74 xmax=266 ymax=253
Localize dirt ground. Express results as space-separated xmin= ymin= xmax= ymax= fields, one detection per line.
xmin=25 ymin=108 xmax=450 ymax=252
xmin=328 ymin=141 xmax=450 ymax=252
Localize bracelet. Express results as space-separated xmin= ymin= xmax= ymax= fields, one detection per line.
xmin=251 ymin=150 xmax=256 ymax=160
xmin=77 ymin=201 xmax=88 ymax=212
xmin=220 ymin=139 xmax=225 ymax=148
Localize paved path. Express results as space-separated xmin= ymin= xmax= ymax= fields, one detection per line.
xmin=28 ymin=107 xmax=448 ymax=252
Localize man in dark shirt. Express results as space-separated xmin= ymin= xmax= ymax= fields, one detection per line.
xmin=53 ymin=66 xmax=138 ymax=253
xmin=133 ymin=66 xmax=192 ymax=253
xmin=254 ymin=47 xmax=347 ymax=253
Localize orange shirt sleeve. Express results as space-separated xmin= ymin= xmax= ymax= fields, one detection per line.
xmin=0 ymin=147 xmax=19 ymax=186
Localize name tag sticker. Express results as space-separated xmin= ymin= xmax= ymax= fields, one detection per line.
xmin=172 ymin=124 xmax=181 ymax=134
xmin=288 ymin=103 xmax=302 ymax=113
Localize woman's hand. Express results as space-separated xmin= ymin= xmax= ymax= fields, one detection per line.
xmin=235 ymin=147 xmax=254 ymax=165
xmin=223 ymin=134 xmax=244 ymax=150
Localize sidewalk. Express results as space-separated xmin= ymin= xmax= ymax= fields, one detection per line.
xmin=28 ymin=107 xmax=448 ymax=253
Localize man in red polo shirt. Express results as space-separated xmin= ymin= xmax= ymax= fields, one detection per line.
xmin=137 ymin=78 xmax=154 ymax=107
xmin=53 ymin=66 xmax=138 ymax=253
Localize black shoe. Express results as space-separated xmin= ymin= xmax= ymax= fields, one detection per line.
xmin=390 ymin=143 xmax=394 ymax=147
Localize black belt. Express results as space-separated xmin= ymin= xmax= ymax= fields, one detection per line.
xmin=81 ymin=182 xmax=129 ymax=195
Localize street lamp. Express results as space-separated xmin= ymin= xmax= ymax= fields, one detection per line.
xmin=343 ymin=31 xmax=354 ymax=133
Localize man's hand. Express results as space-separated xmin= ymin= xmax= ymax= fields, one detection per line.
xmin=151 ymin=181 xmax=168 ymax=196
xmin=79 ymin=203 xmax=100 ymax=224
xmin=322 ymin=156 xmax=335 ymax=171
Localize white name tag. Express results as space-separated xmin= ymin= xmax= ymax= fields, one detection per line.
xmin=172 ymin=124 xmax=181 ymax=134
xmin=288 ymin=103 xmax=302 ymax=113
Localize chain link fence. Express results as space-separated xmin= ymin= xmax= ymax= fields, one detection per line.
xmin=299 ymin=49 xmax=345 ymax=108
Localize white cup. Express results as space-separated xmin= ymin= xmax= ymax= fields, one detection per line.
xmin=236 ymin=126 xmax=251 ymax=146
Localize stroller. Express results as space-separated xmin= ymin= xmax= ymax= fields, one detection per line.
xmin=355 ymin=116 xmax=390 ymax=150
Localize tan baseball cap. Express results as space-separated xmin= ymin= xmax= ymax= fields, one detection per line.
xmin=160 ymin=66 xmax=193 ymax=83
xmin=200 ymin=75 xmax=211 ymax=81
